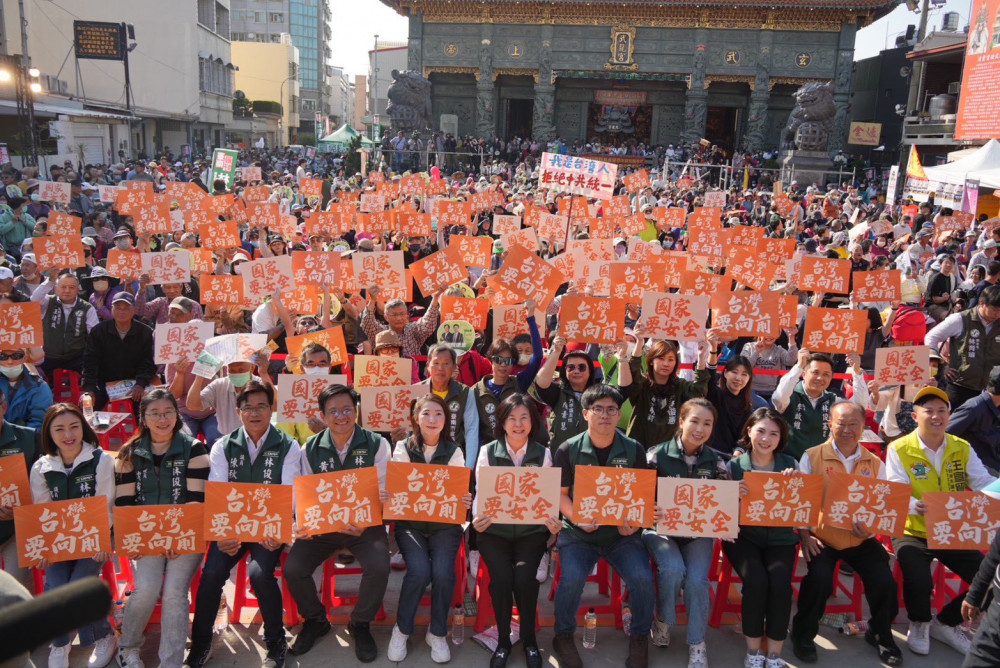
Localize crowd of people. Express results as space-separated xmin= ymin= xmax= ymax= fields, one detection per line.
xmin=1 ymin=135 xmax=1000 ymax=668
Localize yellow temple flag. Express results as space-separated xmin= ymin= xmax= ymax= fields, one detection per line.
xmin=906 ymin=145 xmax=927 ymax=180
xmin=743 ymin=166 xmax=749 ymax=190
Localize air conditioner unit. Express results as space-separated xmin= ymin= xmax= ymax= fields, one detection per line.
xmin=948 ymin=81 xmax=961 ymax=94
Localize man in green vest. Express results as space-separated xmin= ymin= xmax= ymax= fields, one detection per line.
xmin=772 ymin=348 xmax=871 ymax=460
xmin=185 ymin=380 xmax=302 ymax=668
xmin=886 ymin=386 xmax=997 ymax=658
xmin=285 ymin=384 xmax=391 ymax=663
xmin=551 ymin=384 xmax=653 ymax=668
xmin=0 ymin=393 xmax=38 ymax=590
xmin=34 ymin=272 xmax=97 ymax=379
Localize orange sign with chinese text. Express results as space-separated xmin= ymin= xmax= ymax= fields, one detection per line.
xmin=204 ymin=482 xmax=293 ymax=544
xmin=0 ymin=302 xmax=43 ymax=347
xmin=200 ymin=274 xmax=246 ymax=307
xmin=925 ymin=491 xmax=1000 ymax=550
xmin=15 ymin=497 xmax=111 ymax=567
xmin=46 ymin=211 xmax=81 ymax=236
xmin=852 ymin=270 xmax=902 ymax=304
xmin=294 ymin=468 xmax=382 ymax=536
xmin=384 ymin=462 xmax=470 ymax=524
xmin=799 ymin=257 xmax=851 ymax=294
xmin=284 ymin=326 xmax=348 ymax=366
xmin=572 ymin=466 xmax=657 ymax=527
xmin=441 ymin=297 xmax=491 ymax=331
xmin=0 ymin=453 xmax=31 ymax=509
xmin=802 ymin=307 xmax=867 ymax=355
xmin=821 ymin=472 xmax=910 ymax=537
xmin=409 ymin=245 xmax=468 ymax=296
xmin=198 ymin=221 xmax=241 ymax=250
xmin=739 ymin=472 xmax=823 ymax=527
xmin=559 ymin=296 xmax=625 ymax=344
xmin=655 ymin=478 xmax=740 ymax=539
xmin=113 ymin=504 xmax=205 ymax=557
xmin=34 ymin=235 xmax=85 ymax=270
xmin=475 ymin=466 xmax=562 ymax=525
xmin=490 ymin=245 xmax=564 ymax=310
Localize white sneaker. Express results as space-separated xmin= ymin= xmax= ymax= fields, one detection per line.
xmin=387 ymin=625 xmax=409 ymax=662
xmin=426 ymin=631 xmax=451 ymax=663
xmin=535 ymin=552 xmax=550 ymax=583
xmin=744 ymin=652 xmax=766 ymax=668
xmin=765 ymin=655 xmax=787 ymax=668
xmin=390 ymin=552 xmax=407 ymax=570
xmin=116 ymin=647 xmax=145 ymax=668
xmin=907 ymin=621 xmax=930 ymax=655
xmin=89 ymin=633 xmax=118 ymax=668
xmin=688 ymin=641 xmax=708 ymax=668
xmin=650 ymin=615 xmax=670 ymax=648
xmin=468 ymin=550 xmax=480 ymax=589
xmin=930 ymin=617 xmax=972 ymax=654
xmin=49 ymin=644 xmax=70 ymax=668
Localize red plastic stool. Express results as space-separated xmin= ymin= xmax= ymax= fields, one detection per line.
xmin=321 ymin=556 xmax=387 ymax=621
xmin=98 ymin=399 xmax=138 ymax=451
xmin=931 ymin=561 xmax=968 ymax=614
xmin=548 ymin=553 xmax=623 ymax=629
xmin=708 ymin=553 xmax=743 ymax=628
xmin=474 ymin=555 xmax=542 ymax=633
xmin=231 ymin=551 xmax=301 ymax=627
xmin=824 ymin=562 xmax=865 ymax=621
xmin=52 ymin=369 xmax=82 ymax=404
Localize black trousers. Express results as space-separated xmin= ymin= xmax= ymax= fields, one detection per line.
xmin=722 ymin=538 xmax=796 ymax=641
xmin=892 ymin=534 xmax=984 ymax=626
xmin=792 ymin=538 xmax=897 ymax=642
xmin=946 ymin=383 xmax=981 ymax=411
xmin=963 ymin=586 xmax=1000 ymax=668
xmin=476 ymin=531 xmax=549 ymax=647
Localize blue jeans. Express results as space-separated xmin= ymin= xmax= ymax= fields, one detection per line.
xmin=395 ymin=525 xmax=463 ymax=637
xmin=553 ymin=530 xmax=654 ymax=636
xmin=180 ymin=412 xmax=220 ymax=444
xmin=642 ymin=531 xmax=713 ymax=645
xmin=46 ymin=558 xmax=112 ymax=647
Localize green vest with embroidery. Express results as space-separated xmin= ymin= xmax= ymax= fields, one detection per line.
xmin=891 ymin=430 xmax=972 ymax=539
xmin=130 ymin=432 xmax=197 ymax=505
xmin=649 ymin=438 xmax=726 ymax=480
xmin=473 ymin=376 xmax=520 ymax=446
xmin=397 ymin=439 xmax=464 ymax=536
xmin=44 ymin=446 xmax=103 ymax=501
xmin=781 ymin=382 xmax=837 ymax=460
xmin=429 ymin=380 xmax=470 ymax=451
xmin=0 ymin=420 xmax=38 ymax=543
xmin=304 ymin=426 xmax=381 ymax=474
xmin=949 ymin=308 xmax=1000 ymax=391
xmin=563 ymin=431 xmax=646 ymax=546
xmin=481 ymin=438 xmax=549 ymax=542
xmin=221 ymin=427 xmax=295 ymax=484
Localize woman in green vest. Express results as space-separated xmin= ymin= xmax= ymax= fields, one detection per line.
xmin=386 ymin=394 xmax=472 ymax=664
xmin=29 ymin=403 xmax=116 ymax=668
xmin=113 ymin=389 xmax=210 ymax=668
xmin=724 ymin=408 xmax=799 ymax=668
xmin=472 ymin=393 xmax=561 ymax=668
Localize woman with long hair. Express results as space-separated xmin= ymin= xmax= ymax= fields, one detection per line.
xmin=706 ymin=352 xmax=769 ymax=456
xmin=113 ymin=389 xmax=210 ymax=668
xmin=643 ymin=398 xmax=729 ymax=667
xmin=724 ymin=408 xmax=800 ymax=668
xmin=29 ymin=403 xmax=117 ymax=668
xmin=386 ymin=394 xmax=472 ymax=664
xmin=472 ymin=393 xmax=560 ymax=668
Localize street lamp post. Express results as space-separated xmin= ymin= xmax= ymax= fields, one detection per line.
xmin=278 ymin=75 xmax=294 ymax=147
xmin=0 ymin=54 xmax=41 ymax=166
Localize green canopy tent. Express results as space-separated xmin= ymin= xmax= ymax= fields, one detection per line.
xmin=318 ymin=124 xmax=375 ymax=152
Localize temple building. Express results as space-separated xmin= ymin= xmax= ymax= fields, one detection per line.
xmin=379 ymin=0 xmax=899 ymax=153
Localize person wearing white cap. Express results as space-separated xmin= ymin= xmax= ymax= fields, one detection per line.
xmin=885 ymin=386 xmax=998 ymax=657
xmin=969 ymin=239 xmax=997 ymax=275
xmin=11 ymin=252 xmax=41 ymax=301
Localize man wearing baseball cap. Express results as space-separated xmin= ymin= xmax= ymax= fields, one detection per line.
xmin=886 ymin=386 xmax=998 ymax=657
xmin=81 ymin=291 xmax=156 ymax=410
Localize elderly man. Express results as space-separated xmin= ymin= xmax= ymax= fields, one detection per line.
xmin=969 ymin=240 xmax=998 ymax=275
xmin=32 ymin=272 xmax=99 ymax=377
xmin=135 ymin=274 xmax=203 ymax=325
xmin=82 ymin=292 xmax=156 ymax=410
xmin=361 ymin=285 xmax=440 ymax=358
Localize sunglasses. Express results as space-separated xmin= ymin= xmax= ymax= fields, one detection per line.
xmin=490 ymin=356 xmax=515 ymax=366
xmin=0 ymin=351 xmax=25 ymax=361
xmin=564 ymin=363 xmax=588 ymax=372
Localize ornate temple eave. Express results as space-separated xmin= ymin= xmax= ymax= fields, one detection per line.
xmin=379 ymin=0 xmax=899 ymax=28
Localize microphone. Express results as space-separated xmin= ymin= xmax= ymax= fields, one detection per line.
xmin=0 ymin=576 xmax=113 ymax=661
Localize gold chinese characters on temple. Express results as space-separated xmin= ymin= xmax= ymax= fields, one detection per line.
xmin=605 ymin=24 xmax=639 ymax=72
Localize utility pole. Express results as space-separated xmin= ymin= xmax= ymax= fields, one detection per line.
xmin=905 ymin=0 xmax=931 ymax=114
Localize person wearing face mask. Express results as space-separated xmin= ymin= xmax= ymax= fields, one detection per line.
xmin=112 ymin=228 xmax=134 ymax=252
xmin=276 ymin=343 xmax=336 ymax=444
xmin=0 ymin=346 xmax=53 ymax=431
xmin=11 ymin=252 xmax=41 ymax=301
xmin=25 ymin=186 xmax=49 ymax=220
xmin=82 ymin=267 xmax=123 ymax=321
xmin=186 ymin=353 xmax=273 ymax=438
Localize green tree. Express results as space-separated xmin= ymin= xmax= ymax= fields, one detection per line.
xmin=232 ymin=90 xmax=251 ymax=118
xmin=344 ymin=134 xmax=363 ymax=175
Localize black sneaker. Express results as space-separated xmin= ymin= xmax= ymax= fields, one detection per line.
xmin=349 ymin=621 xmax=378 ymax=663
xmin=262 ymin=639 xmax=287 ymax=668
xmin=524 ymin=644 xmax=542 ymax=668
xmin=184 ymin=644 xmax=213 ymax=668
xmin=865 ymin=627 xmax=903 ymax=666
xmin=490 ymin=645 xmax=511 ymax=668
xmin=289 ymin=617 xmax=331 ymax=656
xmin=791 ymin=634 xmax=818 ymax=663
xmin=552 ymin=632 xmax=582 ymax=668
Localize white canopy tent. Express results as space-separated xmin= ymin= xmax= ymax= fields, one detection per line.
xmin=906 ymin=140 xmax=1000 ymax=206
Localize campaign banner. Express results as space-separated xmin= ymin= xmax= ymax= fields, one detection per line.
xmin=539 ymin=153 xmax=618 ymax=201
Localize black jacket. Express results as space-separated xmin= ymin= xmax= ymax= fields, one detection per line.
xmin=966 ymin=528 xmax=1000 ymax=610
xmin=83 ymin=318 xmax=156 ymax=393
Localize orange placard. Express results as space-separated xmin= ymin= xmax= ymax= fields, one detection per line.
xmin=352 ymin=250 xmax=406 ymax=292
xmin=113 ymin=504 xmax=205 ymax=556
xmin=925 ymin=491 xmax=1000 ymax=550
xmin=186 ymin=248 xmax=215 ymax=275
xmin=649 ymin=255 xmax=686 ymax=289
xmin=501 ymin=227 xmax=540 ymax=253
xmin=285 ymin=326 xmax=348 ymax=366
xmin=680 ymin=270 xmax=733 ymax=297
xmin=451 ymin=235 xmax=493 ymax=268
xmin=353 ymin=355 xmax=412 ymax=388
xmin=276 ymin=373 xmax=347 ymax=422
xmin=619 ymin=214 xmax=647 ymax=238
xmin=474 ymin=466 xmax=562 ymax=524
xmin=492 ymin=244 xmax=564 ymax=310
xmin=608 ymin=263 xmax=666 ymax=303
xmin=399 ymin=173 xmax=426 ymax=198
xmin=246 ymin=202 xmax=281 ymax=229
xmin=198 ymin=221 xmax=241 ymax=251
xmin=441 ymin=296 xmax=491 ymax=331
xmin=572 ymin=466 xmax=657 ymax=527
xmin=727 ymin=225 xmax=766 ymax=248
xmin=688 ymin=210 xmax=727 ymax=258
xmin=0 ymin=453 xmax=32 ymax=509
xmin=166 ymin=181 xmax=208 ymax=207
xmin=280 ymin=285 xmax=321 ymax=315
xmin=298 ymin=178 xmax=323 ymax=199
xmin=294 ymin=468 xmax=382 ymax=536
xmin=132 ymin=200 xmax=173 ymax=235
xmin=238 ymin=255 xmax=296 ymax=300
xmin=638 ymin=291 xmax=710 ymax=342
xmin=726 ymin=246 xmax=776 ymax=291
xmin=652 ymin=207 xmax=686 ymax=233
xmin=105 ymin=248 xmax=143 ymax=281
xmin=34 ymin=235 xmax=85 ymax=270
xmin=757 ymin=238 xmax=797 ymax=267
xmin=821 ymin=472 xmax=911 ymax=537
xmin=799 ymin=257 xmax=851 ymax=294
xmin=46 ymin=211 xmax=81 ymax=236
xmin=435 ymin=200 xmax=472 ymax=229
xmin=291 ymin=251 xmax=341 ymax=288
xmin=14 ymin=497 xmax=112 ymax=567
xmin=711 ymin=290 xmax=780 ymax=338
xmin=243 ymin=185 xmax=270 ymax=202
xmin=655 ymin=478 xmax=740 ymax=539
xmin=409 ymin=245 xmax=468 ymax=296
xmin=604 ymin=195 xmax=631 ymax=219
xmin=203 ymin=482 xmax=293 ymax=543
xmin=358 ymin=384 xmax=428 ymax=433
xmin=360 ymin=193 xmax=387 ymax=213
xmin=559 ymin=296 xmax=624 ymax=344
xmin=623 ymin=169 xmax=651 ymax=193
xmin=200 ymin=274 xmax=246 ymax=307
xmin=802 ymin=306 xmax=867 ymax=355
xmin=739 ymin=472 xmax=823 ymax=527
xmin=397 ymin=209 xmax=433 ymax=237
xmin=492 ymin=214 xmax=521 ymax=237
xmin=0 ymin=302 xmax=43 ymax=347
xmin=383 ymin=462 xmax=470 ymax=524
xmin=853 ymin=270 xmax=902 ymax=304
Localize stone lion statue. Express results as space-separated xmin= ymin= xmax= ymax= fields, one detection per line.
xmin=386 ymin=70 xmax=433 ymax=133
xmin=781 ymin=81 xmax=836 ymax=152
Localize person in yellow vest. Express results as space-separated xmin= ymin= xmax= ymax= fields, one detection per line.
xmin=789 ymin=401 xmax=901 ymax=665
xmin=886 ymin=385 xmax=997 ymax=657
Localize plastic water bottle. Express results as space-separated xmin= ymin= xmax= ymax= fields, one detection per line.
xmin=112 ymin=599 xmax=124 ymax=629
xmin=81 ymin=394 xmax=95 ymax=423
xmin=451 ymin=605 xmax=465 ymax=645
xmin=621 ymin=602 xmax=632 ymax=637
xmin=213 ymin=598 xmax=229 ymax=633
xmin=839 ymin=620 xmax=869 ymax=636
xmin=582 ymin=609 xmax=597 ymax=649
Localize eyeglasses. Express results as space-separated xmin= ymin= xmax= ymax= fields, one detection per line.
xmin=145 ymin=410 xmax=177 ymax=422
xmin=0 ymin=352 xmax=25 ymax=361
xmin=587 ymin=406 xmax=621 ymax=416
xmin=324 ymin=407 xmax=356 ymax=418
xmin=564 ymin=363 xmax=588 ymax=372
xmin=238 ymin=404 xmax=271 ymax=415
xmin=491 ymin=356 xmax=515 ymax=366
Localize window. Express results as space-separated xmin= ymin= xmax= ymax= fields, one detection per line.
xmin=269 ymin=12 xmax=285 ymax=22
xmin=199 ymin=57 xmax=234 ymax=97
xmin=289 ymin=62 xmax=298 ymax=80
xmin=197 ymin=0 xmax=214 ymax=29
xmin=269 ymin=34 xmax=281 ymax=43
xmin=215 ymin=3 xmax=230 ymax=39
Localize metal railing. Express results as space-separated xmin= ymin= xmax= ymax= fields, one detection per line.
xmin=375 ymin=147 xmax=487 ymax=175
xmin=663 ymin=159 xmax=734 ymax=190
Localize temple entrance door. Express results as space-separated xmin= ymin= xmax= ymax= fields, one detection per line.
xmin=705 ymin=106 xmax=739 ymax=152
xmin=504 ymin=99 xmax=534 ymax=140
